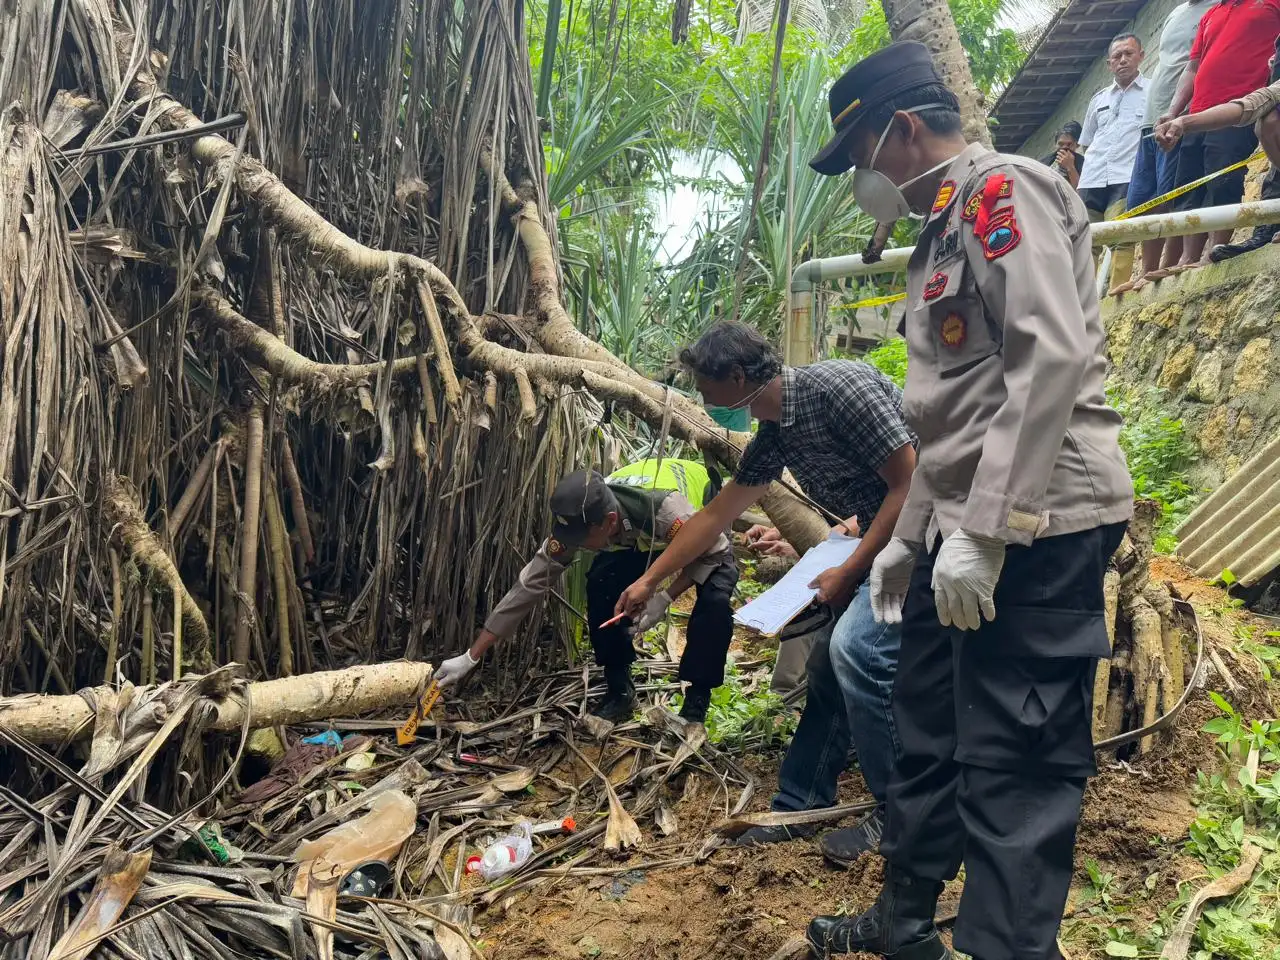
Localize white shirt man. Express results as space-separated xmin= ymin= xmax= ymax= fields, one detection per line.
xmin=1079 ymin=75 xmax=1149 ymax=194
xmin=1078 ymin=32 xmax=1148 ymax=296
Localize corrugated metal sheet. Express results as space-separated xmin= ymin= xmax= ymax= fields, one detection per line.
xmin=1176 ymin=435 xmax=1280 ymax=585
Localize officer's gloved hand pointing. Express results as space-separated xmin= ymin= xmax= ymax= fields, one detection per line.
xmin=629 ymin=589 xmax=673 ymax=637
xmin=436 ymin=650 xmax=480 ymax=689
xmin=932 ymin=531 xmax=1006 ymax=631
xmin=869 ymin=538 xmax=920 ymax=624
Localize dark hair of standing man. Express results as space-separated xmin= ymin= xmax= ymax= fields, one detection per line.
xmin=678 ymin=322 xmax=783 ymax=384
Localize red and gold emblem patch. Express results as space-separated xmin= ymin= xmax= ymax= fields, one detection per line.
xmin=548 ymin=538 xmax=566 ymax=556
xmin=960 ymin=179 xmax=1012 ymax=222
xmin=931 ymin=180 xmax=957 ymax=214
xmin=667 ymin=517 xmax=685 ymax=540
xmin=923 ymin=272 xmax=948 ymax=301
xmin=939 ymin=312 xmax=967 ymax=348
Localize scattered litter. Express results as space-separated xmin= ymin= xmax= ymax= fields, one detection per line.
xmin=303 ymin=730 xmax=345 ymax=748
xmin=467 ymin=822 xmax=534 ymax=880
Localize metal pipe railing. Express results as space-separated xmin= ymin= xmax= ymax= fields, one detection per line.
xmin=791 ymin=196 xmax=1280 ymax=294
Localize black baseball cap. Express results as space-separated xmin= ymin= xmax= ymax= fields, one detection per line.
xmin=810 ymin=41 xmax=946 ymax=177
xmin=549 ymin=470 xmax=619 ymax=545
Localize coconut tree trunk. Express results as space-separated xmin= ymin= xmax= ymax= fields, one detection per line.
xmin=881 ymin=1 xmax=992 ymax=147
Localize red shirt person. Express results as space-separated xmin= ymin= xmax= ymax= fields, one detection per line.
xmin=1161 ymin=0 xmax=1280 ymax=269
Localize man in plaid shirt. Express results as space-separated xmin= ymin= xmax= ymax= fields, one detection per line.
xmin=616 ymin=321 xmax=917 ymax=864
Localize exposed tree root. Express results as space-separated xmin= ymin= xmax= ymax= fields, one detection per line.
xmin=1094 ymin=501 xmax=1192 ymax=755
xmin=102 ymin=475 xmax=211 ymax=669
xmin=194 ymin=286 xmax=420 ymax=393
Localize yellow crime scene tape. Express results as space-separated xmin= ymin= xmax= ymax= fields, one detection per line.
xmin=1116 ymin=147 xmax=1266 ymax=220
xmin=834 ymin=147 xmax=1268 ymax=311
xmin=396 ymin=679 xmax=442 ymax=745
xmin=836 ymin=291 xmax=907 ymax=311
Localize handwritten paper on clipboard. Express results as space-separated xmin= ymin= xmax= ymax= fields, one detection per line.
xmin=734 ymin=534 xmax=860 ymax=637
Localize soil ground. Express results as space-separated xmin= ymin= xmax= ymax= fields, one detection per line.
xmin=483 ymin=559 xmax=1279 ymax=960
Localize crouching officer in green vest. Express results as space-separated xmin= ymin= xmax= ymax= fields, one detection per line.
xmin=435 ymin=458 xmax=738 ymax=724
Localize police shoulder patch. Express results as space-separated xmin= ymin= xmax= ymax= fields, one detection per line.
xmin=931 ymin=180 xmax=957 ymax=214
xmin=667 ymin=517 xmax=685 ymax=540
xmin=980 ymin=209 xmax=1022 ymax=261
xmin=939 ymin=312 xmax=967 ymax=348
xmin=961 ymin=179 xmax=1012 ymax=222
xmin=923 ymin=272 xmax=948 ymax=301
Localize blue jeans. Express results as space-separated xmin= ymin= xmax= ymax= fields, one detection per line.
xmin=1127 ymin=132 xmax=1180 ymax=211
xmin=772 ymin=583 xmax=903 ymax=811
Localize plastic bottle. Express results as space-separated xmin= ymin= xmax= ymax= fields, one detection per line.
xmin=468 ymin=821 xmax=534 ymax=880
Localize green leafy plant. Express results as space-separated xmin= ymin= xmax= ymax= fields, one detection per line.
xmin=674 ymin=660 xmax=797 ymax=748
xmin=1107 ymin=384 xmax=1199 ymax=553
xmin=863 ymin=337 xmax=908 ymax=388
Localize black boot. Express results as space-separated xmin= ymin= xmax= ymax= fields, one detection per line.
xmin=728 ymin=821 xmax=819 ymax=847
xmin=591 ymin=666 xmax=636 ymax=723
xmin=819 ymin=805 xmax=885 ymax=867
xmin=1209 ymin=224 xmax=1278 ymax=262
xmin=807 ymin=869 xmax=949 ymax=958
xmin=678 ymin=685 xmax=712 ymax=724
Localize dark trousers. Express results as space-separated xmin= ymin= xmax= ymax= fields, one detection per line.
xmin=880 ymin=523 xmax=1126 ymax=960
xmin=586 ymin=548 xmax=738 ymax=690
xmin=1174 ymin=126 xmax=1258 ymax=211
xmin=773 ymin=622 xmax=850 ymax=811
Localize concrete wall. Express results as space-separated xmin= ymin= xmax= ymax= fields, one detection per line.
xmin=1018 ymin=0 xmax=1184 ymax=159
xmin=1102 ymin=243 xmax=1280 ymax=490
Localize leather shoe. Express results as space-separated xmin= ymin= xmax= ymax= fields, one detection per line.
xmin=1209 ymin=225 xmax=1278 ymax=262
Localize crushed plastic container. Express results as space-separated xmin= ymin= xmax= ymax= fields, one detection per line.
xmin=467 ymin=821 xmax=534 ymax=881
xmin=291 ymin=790 xmax=417 ymax=897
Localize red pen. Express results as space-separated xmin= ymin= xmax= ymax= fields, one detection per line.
xmin=599 ymin=612 xmax=627 ymax=629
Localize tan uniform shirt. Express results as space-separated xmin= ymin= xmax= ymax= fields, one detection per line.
xmin=1234 ymin=80 xmax=1280 ymax=129
xmin=896 ymin=143 xmax=1134 ymax=548
xmin=482 ymin=491 xmax=732 ymax=638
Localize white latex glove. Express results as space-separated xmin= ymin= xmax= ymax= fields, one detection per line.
xmin=436 ymin=650 xmax=480 ymax=688
xmin=869 ymin=537 xmax=920 ymax=625
xmin=629 ymin=589 xmax=672 ymax=636
xmin=931 ymin=530 xmax=1007 ymax=631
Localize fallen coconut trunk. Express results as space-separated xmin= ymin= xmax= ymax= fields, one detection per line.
xmin=0 ymin=661 xmax=434 ymax=745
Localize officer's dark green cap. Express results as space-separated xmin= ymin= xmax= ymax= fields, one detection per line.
xmin=811 ymin=41 xmax=945 ymax=177
xmin=549 ymin=470 xmax=619 ymax=545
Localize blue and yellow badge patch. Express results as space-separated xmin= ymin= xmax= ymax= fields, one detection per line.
xmin=940 ymin=312 xmax=967 ymax=348
xmin=980 ymin=210 xmax=1021 ymax=261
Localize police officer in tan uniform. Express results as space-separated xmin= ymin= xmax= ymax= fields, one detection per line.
xmin=802 ymin=43 xmax=1135 ymax=960
xmin=435 ymin=459 xmax=737 ymax=724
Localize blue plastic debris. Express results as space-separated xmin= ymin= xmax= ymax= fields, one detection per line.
xmin=301 ymin=731 xmax=343 ymax=748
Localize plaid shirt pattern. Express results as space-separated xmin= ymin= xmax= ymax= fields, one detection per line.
xmin=735 ymin=361 xmax=915 ymax=524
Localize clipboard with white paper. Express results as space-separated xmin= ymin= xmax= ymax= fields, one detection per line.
xmin=734 ymin=533 xmax=861 ymax=636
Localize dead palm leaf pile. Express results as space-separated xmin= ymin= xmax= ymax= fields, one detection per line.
xmin=0 ymin=0 xmax=836 ymax=953
xmin=0 ymin=658 xmax=772 ymax=959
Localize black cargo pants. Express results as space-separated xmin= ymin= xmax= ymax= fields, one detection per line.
xmin=586 ymin=548 xmax=739 ymax=690
xmin=879 ymin=522 xmax=1127 ymax=960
